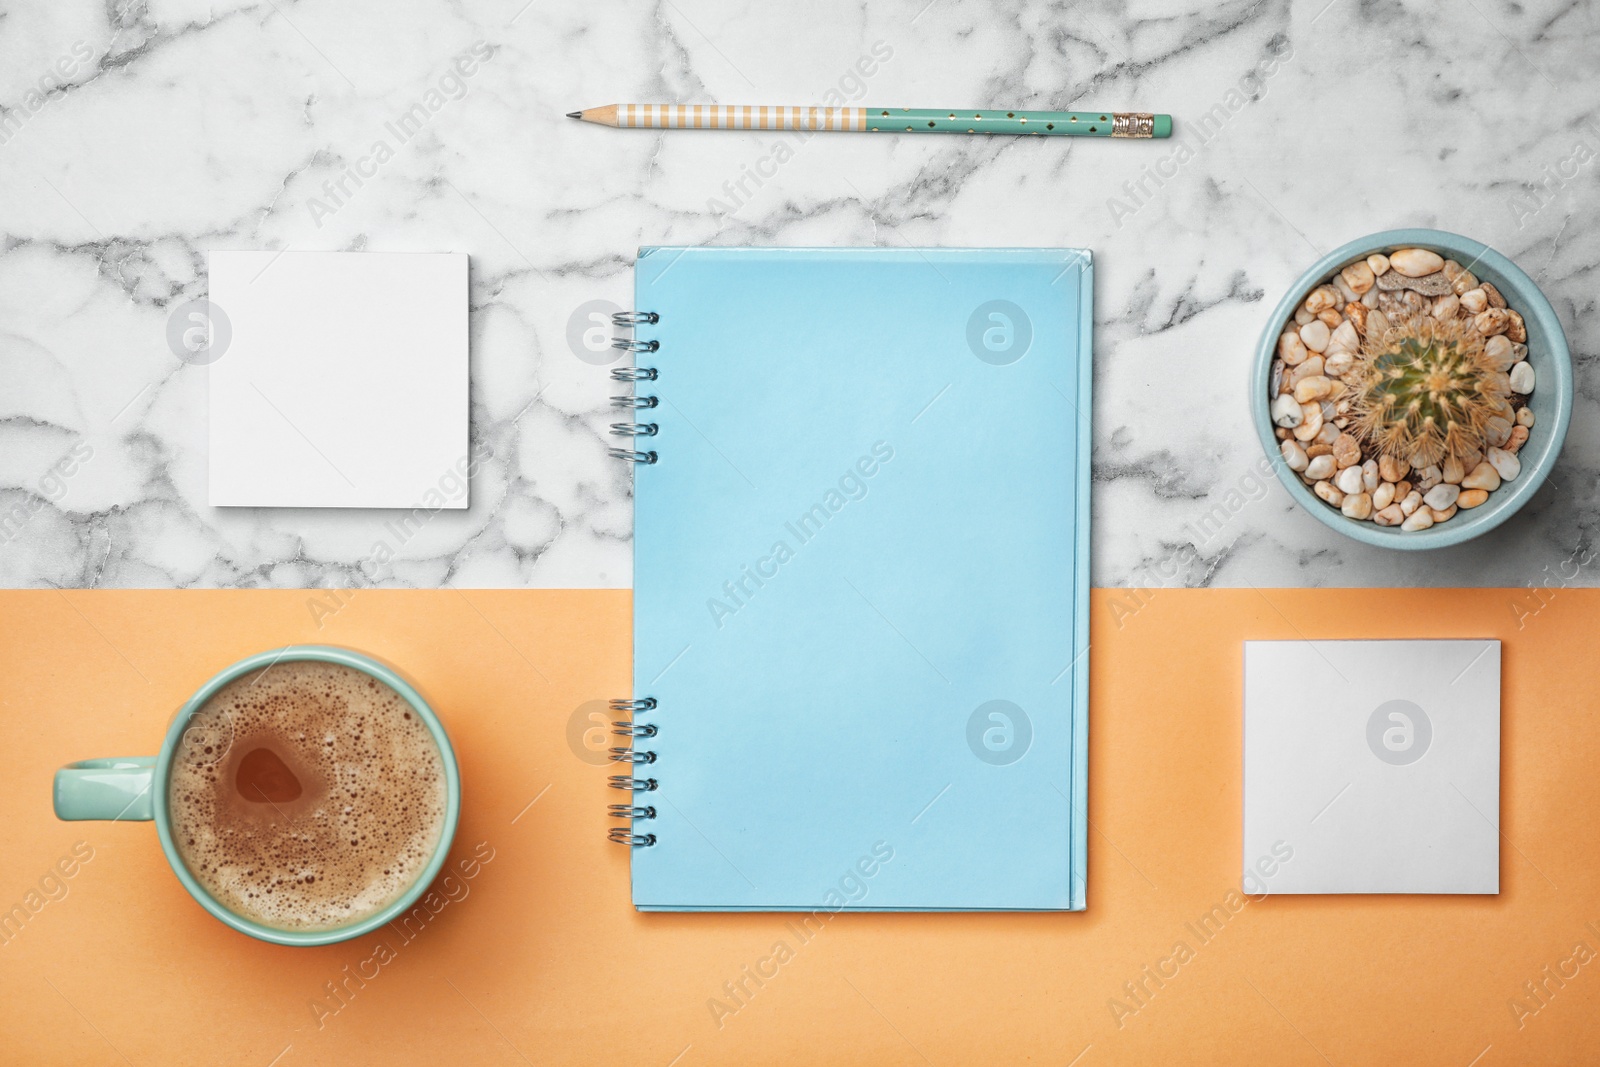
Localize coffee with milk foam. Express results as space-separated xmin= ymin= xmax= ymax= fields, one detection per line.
xmin=169 ymin=660 xmax=446 ymax=932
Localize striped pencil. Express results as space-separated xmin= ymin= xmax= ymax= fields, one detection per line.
xmin=568 ymin=104 xmax=1171 ymax=139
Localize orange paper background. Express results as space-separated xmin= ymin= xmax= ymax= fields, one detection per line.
xmin=1 ymin=587 xmax=1596 ymax=1065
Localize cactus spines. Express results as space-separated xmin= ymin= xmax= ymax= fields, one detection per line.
xmin=1350 ymin=313 xmax=1513 ymax=469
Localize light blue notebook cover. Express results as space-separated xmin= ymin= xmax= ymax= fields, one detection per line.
xmin=626 ymin=247 xmax=1090 ymax=911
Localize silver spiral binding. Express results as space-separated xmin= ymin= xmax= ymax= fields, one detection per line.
xmin=610 ymin=422 xmax=659 ymax=437
xmin=610 ymin=313 xmax=661 ymax=469
xmin=609 ymin=804 xmax=656 ymax=819
xmin=608 ymin=690 xmax=659 ymax=846
xmin=606 ymin=310 xmax=664 ymax=848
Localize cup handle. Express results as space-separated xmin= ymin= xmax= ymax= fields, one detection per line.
xmin=54 ymin=758 xmax=157 ymax=821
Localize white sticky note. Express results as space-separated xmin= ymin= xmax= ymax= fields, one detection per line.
xmin=1243 ymin=639 xmax=1500 ymax=894
xmin=206 ymin=251 xmax=468 ymax=508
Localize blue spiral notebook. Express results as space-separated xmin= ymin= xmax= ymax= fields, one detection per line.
xmin=619 ymin=247 xmax=1091 ymax=911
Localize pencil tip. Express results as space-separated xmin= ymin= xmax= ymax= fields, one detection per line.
xmin=566 ymin=111 xmax=582 ymax=119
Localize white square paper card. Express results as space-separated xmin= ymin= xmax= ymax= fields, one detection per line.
xmin=1243 ymin=639 xmax=1500 ymax=895
xmin=207 ymin=251 xmax=468 ymax=508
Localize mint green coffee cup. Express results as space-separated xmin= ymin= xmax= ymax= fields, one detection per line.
xmin=53 ymin=645 xmax=461 ymax=947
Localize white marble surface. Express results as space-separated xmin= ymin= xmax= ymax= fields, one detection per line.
xmin=1 ymin=0 xmax=1596 ymax=589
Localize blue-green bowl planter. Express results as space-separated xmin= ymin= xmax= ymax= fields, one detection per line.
xmin=1252 ymin=228 xmax=1572 ymax=550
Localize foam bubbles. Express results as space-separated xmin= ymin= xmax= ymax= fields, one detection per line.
xmin=168 ymin=661 xmax=446 ymax=932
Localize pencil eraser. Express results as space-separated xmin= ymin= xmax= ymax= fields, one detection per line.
xmin=1153 ymin=115 xmax=1172 ymax=138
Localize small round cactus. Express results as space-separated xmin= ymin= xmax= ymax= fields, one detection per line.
xmin=1350 ymin=312 xmax=1513 ymax=469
